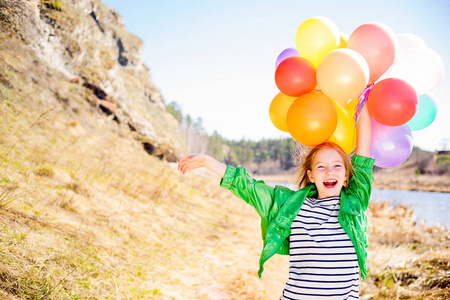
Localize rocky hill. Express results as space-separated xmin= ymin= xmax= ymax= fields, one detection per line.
xmin=1 ymin=0 xmax=185 ymax=161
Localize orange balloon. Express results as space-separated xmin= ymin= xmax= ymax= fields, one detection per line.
xmin=329 ymin=99 xmax=356 ymax=154
xmin=269 ymin=92 xmax=297 ymax=132
xmin=286 ymin=91 xmax=337 ymax=146
xmin=347 ymin=22 xmax=397 ymax=82
xmin=316 ymin=49 xmax=369 ymax=102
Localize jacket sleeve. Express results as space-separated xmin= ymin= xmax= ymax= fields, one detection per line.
xmin=220 ymin=165 xmax=287 ymax=220
xmin=347 ymin=155 xmax=375 ymax=211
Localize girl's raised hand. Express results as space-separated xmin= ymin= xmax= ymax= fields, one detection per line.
xmin=178 ymin=154 xmax=208 ymax=175
xmin=178 ymin=154 xmax=227 ymax=178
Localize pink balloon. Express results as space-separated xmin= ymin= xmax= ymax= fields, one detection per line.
xmin=348 ymin=23 xmax=397 ymax=82
xmin=370 ymin=118 xmax=413 ymax=168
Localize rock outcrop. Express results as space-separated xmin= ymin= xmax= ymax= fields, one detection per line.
xmin=0 ymin=0 xmax=185 ymax=161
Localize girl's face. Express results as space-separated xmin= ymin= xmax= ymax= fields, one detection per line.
xmin=307 ymin=148 xmax=347 ymax=199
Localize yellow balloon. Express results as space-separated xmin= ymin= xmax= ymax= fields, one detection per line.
xmin=295 ymin=17 xmax=340 ymax=68
xmin=345 ymin=98 xmax=359 ymax=118
xmin=269 ymin=92 xmax=297 ymax=132
xmin=329 ymin=99 xmax=356 ymax=154
xmin=317 ymin=48 xmax=370 ymax=102
xmin=339 ymin=33 xmax=349 ymax=48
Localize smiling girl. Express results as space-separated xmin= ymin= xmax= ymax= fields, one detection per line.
xmin=178 ymin=102 xmax=373 ymax=299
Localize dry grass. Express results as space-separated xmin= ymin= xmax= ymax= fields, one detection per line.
xmin=0 ymin=78 xmax=290 ymax=298
xmin=361 ymin=202 xmax=450 ymax=300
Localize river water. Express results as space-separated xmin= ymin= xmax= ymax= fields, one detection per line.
xmin=371 ymin=188 xmax=450 ymax=227
xmin=266 ymin=181 xmax=450 ymax=227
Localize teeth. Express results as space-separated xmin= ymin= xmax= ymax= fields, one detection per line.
xmin=324 ymin=180 xmax=337 ymax=187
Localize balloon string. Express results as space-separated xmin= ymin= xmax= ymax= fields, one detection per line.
xmin=354 ymin=82 xmax=374 ymax=125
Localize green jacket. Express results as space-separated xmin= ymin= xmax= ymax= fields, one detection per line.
xmin=220 ymin=154 xmax=375 ymax=280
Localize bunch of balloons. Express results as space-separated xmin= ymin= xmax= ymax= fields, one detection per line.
xmin=269 ymin=17 xmax=444 ymax=168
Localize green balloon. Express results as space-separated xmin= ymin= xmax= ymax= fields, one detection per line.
xmin=407 ymin=94 xmax=437 ymax=131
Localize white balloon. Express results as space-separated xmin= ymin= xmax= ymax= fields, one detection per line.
xmin=396 ymin=33 xmax=427 ymax=56
xmin=388 ymin=48 xmax=444 ymax=95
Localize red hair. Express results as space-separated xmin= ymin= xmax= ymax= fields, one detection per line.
xmin=294 ymin=141 xmax=354 ymax=190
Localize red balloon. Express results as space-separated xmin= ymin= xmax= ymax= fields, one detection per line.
xmin=367 ymin=78 xmax=418 ymax=126
xmin=275 ymin=56 xmax=316 ymax=97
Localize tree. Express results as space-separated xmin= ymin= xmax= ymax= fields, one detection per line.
xmin=164 ymin=98 xmax=298 ymax=173
xmin=165 ymin=101 xmax=183 ymax=123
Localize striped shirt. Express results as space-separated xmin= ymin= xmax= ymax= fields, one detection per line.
xmin=280 ymin=196 xmax=359 ymax=300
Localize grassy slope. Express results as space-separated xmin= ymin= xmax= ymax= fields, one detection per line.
xmin=0 ymin=32 xmax=288 ymax=299
xmin=0 ymin=123 xmax=294 ymax=298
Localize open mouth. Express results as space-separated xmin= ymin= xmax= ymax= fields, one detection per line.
xmin=323 ymin=179 xmax=337 ymax=188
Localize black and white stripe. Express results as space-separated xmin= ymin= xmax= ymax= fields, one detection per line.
xmin=280 ymin=196 xmax=359 ymax=300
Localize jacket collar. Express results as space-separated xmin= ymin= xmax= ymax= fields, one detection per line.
xmin=274 ymin=184 xmax=317 ymax=230
xmin=275 ymin=184 xmax=359 ymax=231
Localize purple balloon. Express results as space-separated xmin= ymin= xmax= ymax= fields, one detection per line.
xmin=275 ymin=48 xmax=299 ymax=69
xmin=370 ymin=118 xmax=413 ymax=168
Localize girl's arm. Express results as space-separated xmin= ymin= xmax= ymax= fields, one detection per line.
xmin=178 ymin=154 xmax=227 ymax=178
xmin=355 ymin=102 xmax=371 ymax=157
xmin=178 ymin=154 xmax=287 ymax=220
xmin=349 ymin=102 xmax=375 ymax=211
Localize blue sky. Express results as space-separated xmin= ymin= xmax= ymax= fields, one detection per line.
xmin=103 ymin=0 xmax=450 ymax=151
